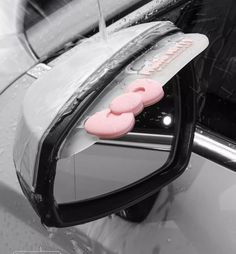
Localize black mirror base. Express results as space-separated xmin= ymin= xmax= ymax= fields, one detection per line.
xmin=116 ymin=192 xmax=160 ymax=223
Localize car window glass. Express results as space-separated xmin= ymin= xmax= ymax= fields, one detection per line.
xmin=23 ymin=0 xmax=150 ymax=57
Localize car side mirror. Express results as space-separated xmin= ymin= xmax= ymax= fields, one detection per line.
xmin=13 ymin=21 xmax=208 ymax=227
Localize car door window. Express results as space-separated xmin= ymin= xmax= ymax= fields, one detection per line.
xmin=23 ymin=0 xmax=152 ymax=58
xmin=176 ymin=0 xmax=236 ymax=142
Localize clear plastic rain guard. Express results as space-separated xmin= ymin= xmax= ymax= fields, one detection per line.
xmin=59 ymin=32 xmax=208 ymax=158
xmin=13 ymin=21 xmax=208 ymax=192
xmin=14 ymin=21 xmax=170 ymax=189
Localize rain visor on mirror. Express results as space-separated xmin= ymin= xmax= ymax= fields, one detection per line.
xmin=13 ymin=21 xmax=208 ymax=227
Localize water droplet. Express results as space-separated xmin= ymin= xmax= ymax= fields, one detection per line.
xmin=70 ymin=240 xmax=83 ymax=254
xmin=152 ymin=245 xmax=160 ymax=254
xmin=0 ymin=149 xmax=4 ymax=156
xmin=66 ymin=231 xmax=72 ymax=236
xmin=97 ymin=0 xmax=108 ymax=42
xmin=45 ymin=226 xmax=58 ymax=234
xmin=45 ymin=227 xmax=58 ymax=239
xmin=49 ymin=232 xmax=54 ymax=239
xmin=228 ymin=143 xmax=236 ymax=149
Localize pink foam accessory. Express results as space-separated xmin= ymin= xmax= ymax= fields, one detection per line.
xmin=110 ymin=92 xmax=144 ymax=116
xmin=84 ymin=109 xmax=135 ymax=139
xmin=126 ymin=79 xmax=164 ymax=106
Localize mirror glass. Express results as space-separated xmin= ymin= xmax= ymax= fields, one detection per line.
xmin=54 ymin=77 xmax=177 ymax=204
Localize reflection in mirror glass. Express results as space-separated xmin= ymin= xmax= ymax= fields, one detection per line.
xmin=54 ymin=80 xmax=176 ymax=203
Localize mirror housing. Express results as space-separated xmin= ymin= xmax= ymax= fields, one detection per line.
xmin=13 ymin=21 xmax=208 ymax=227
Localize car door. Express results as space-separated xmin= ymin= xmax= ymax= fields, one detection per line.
xmin=1 ymin=0 xmax=236 ymax=254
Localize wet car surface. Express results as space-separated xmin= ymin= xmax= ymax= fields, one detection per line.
xmin=1 ymin=0 xmax=236 ymax=253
